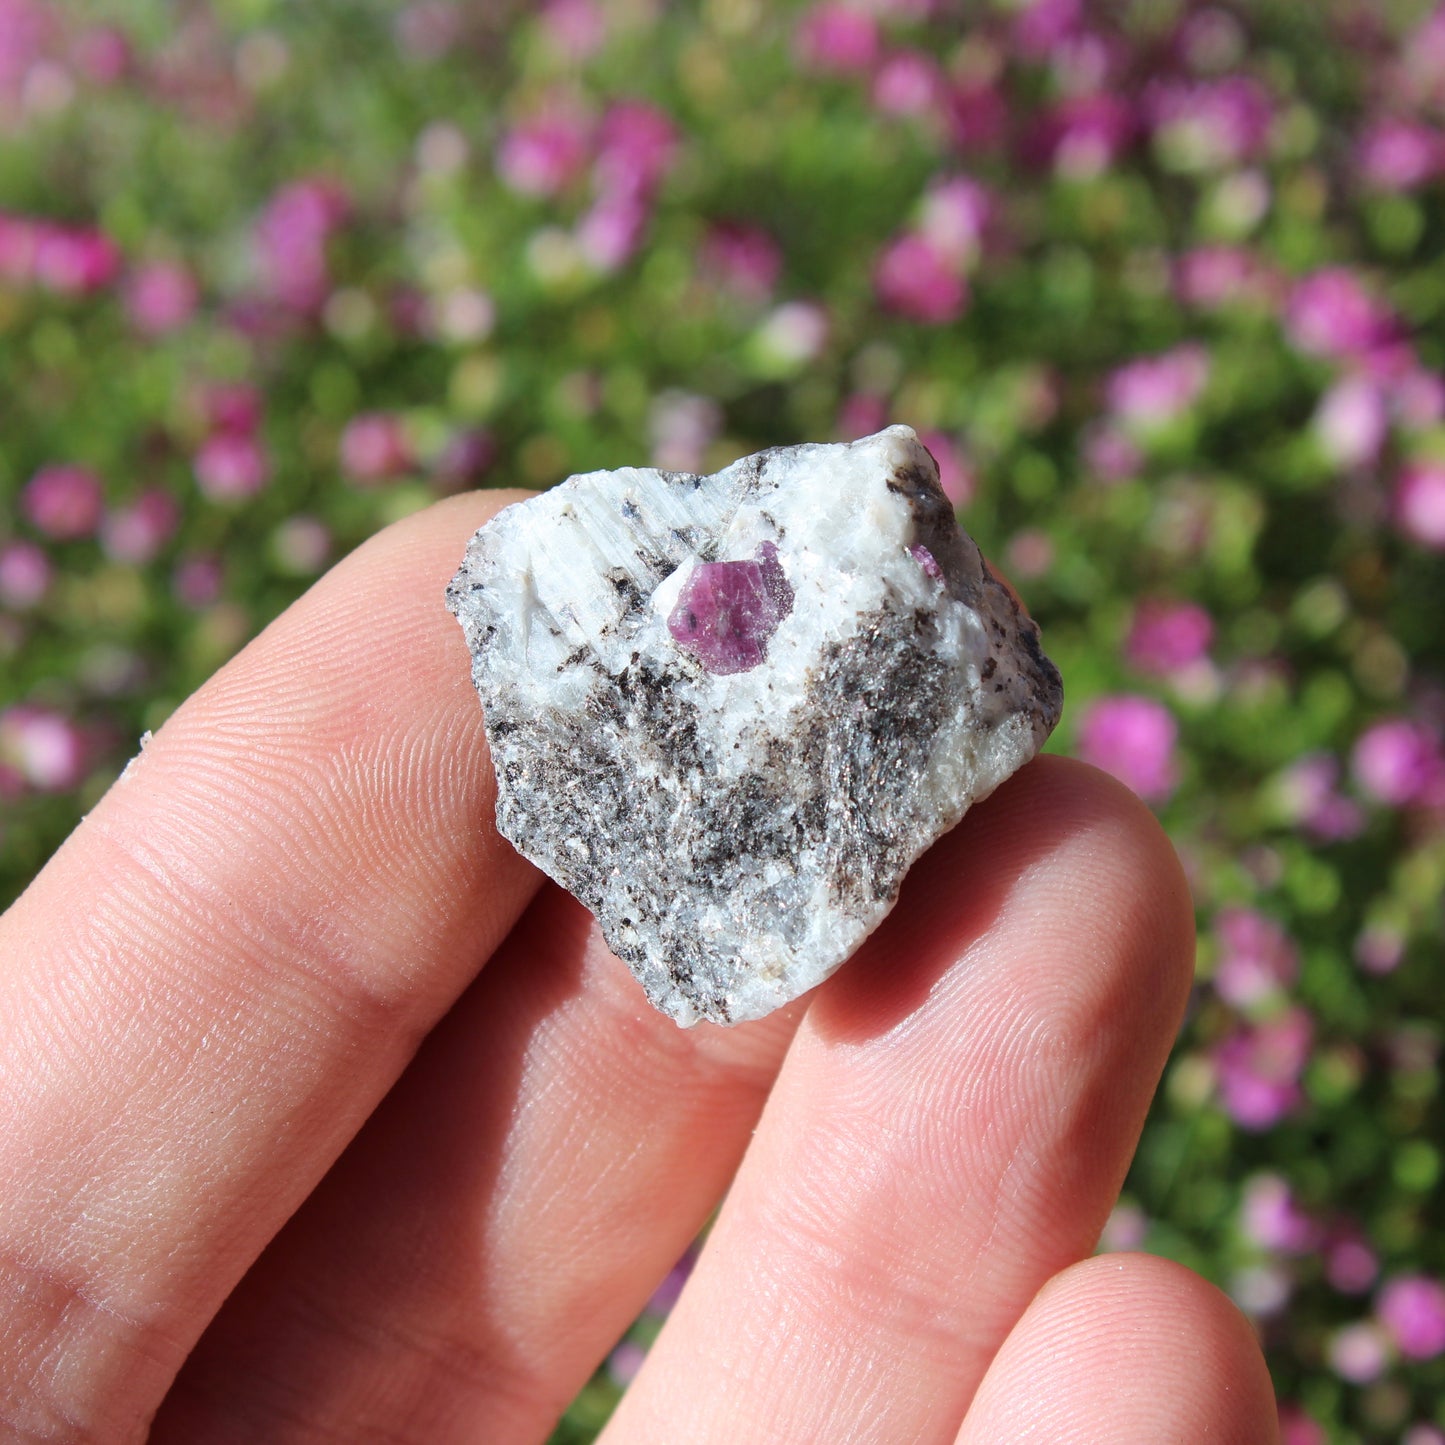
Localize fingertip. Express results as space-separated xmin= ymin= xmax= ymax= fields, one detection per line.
xmin=1026 ymin=754 xmax=1197 ymax=1028
xmin=812 ymin=753 xmax=1195 ymax=1051
xmin=958 ymin=1252 xmax=1279 ymax=1445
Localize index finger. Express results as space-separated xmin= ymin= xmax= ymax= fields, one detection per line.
xmin=0 ymin=491 xmax=539 ymax=1441
xmin=602 ymin=759 xmax=1196 ymax=1445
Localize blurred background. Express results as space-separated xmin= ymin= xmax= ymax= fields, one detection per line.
xmin=1 ymin=0 xmax=1443 ymax=1438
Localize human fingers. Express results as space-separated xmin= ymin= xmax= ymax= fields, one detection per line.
xmin=955 ymin=1253 xmax=1279 ymax=1444
xmin=0 ymin=491 xmax=541 ymax=1441
xmin=151 ymin=884 xmax=802 ymax=1443
xmin=601 ymin=757 xmax=1196 ymax=1445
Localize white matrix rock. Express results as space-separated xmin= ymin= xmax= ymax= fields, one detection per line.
xmin=447 ymin=426 xmax=1062 ymax=1026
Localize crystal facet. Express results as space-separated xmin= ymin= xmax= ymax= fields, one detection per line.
xmin=447 ymin=426 xmax=1063 ymax=1026
xmin=667 ymin=541 xmax=793 ymax=675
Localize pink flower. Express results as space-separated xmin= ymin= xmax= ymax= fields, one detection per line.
xmin=1106 ymin=344 xmax=1210 ymax=432
xmin=1005 ymin=528 xmax=1054 ymax=579
xmin=1028 ymin=94 xmax=1136 ymax=178
xmin=200 ymin=382 xmax=263 ymax=437
xmin=432 ymin=428 xmax=496 ymax=490
xmin=1212 ymin=167 xmax=1272 ymax=233
xmin=539 ymin=0 xmax=607 ymax=64
xmin=577 ymin=187 xmax=649 ymax=272
xmin=340 ymin=411 xmax=412 ymax=485
xmin=1125 ymin=599 xmax=1213 ymax=676
xmin=1377 ymin=1276 xmax=1445 ymax=1360
xmin=1082 ymin=424 xmax=1141 ymax=484
xmin=918 ymin=176 xmax=992 ymax=270
xmin=1394 ymin=369 xmax=1445 ymax=431
xmin=566 ymin=102 xmax=675 ymax=272
xmin=394 ymin=2 xmax=461 ymax=60
xmin=1352 ymin=717 xmax=1445 ymax=807
xmin=0 ymin=0 xmax=54 ymax=94
xmin=496 ymin=112 xmax=592 ymax=198
xmin=873 ymin=233 xmax=968 ymax=324
xmin=123 ymin=260 xmax=198 ymax=335
xmin=271 ymin=516 xmax=332 ymax=575
xmin=795 ymin=3 xmax=878 ymax=74
xmin=195 ymin=433 xmax=269 ymax=502
xmin=865 ymin=0 xmax=935 ymax=16
xmin=1175 ymin=9 xmax=1246 ymax=74
xmin=1214 ymin=909 xmax=1298 ymax=1008
xmin=754 ymin=300 xmax=830 ymax=367
xmin=1075 ymin=695 xmax=1179 ymax=802
xmin=0 ymin=705 xmax=88 ymax=792
xmin=101 ymin=488 xmax=180 ymax=565
xmin=1328 ymin=1322 xmax=1390 ymax=1384
xmin=871 ymin=50 xmax=943 ymax=118
xmin=837 ymin=392 xmax=888 ymax=440
xmin=1011 ymin=0 xmax=1083 ymax=60
xmin=1145 ymin=75 xmax=1274 ymax=169
xmin=0 ymin=212 xmax=38 ymax=283
xmin=1048 ymin=30 xmax=1119 ymax=96
xmin=173 ymin=554 xmax=222 ymax=609
xmin=1354 ymin=924 xmax=1406 ymax=977
xmin=0 ymin=540 xmax=50 ymax=609
xmin=1394 ymin=460 xmax=1445 ymax=549
xmin=1278 ymin=1406 xmax=1327 ymax=1445
xmin=1275 ymin=754 xmax=1365 ymax=842
xmin=390 ymin=284 xmax=429 ymax=338
xmin=69 ymin=25 xmax=130 ymax=84
xmin=649 ymin=390 xmax=722 ymax=472
xmin=22 ymin=464 xmax=104 ymax=540
xmin=1386 ymin=1024 xmax=1441 ymax=1075
xmin=254 ymin=178 xmax=348 ymax=313
xmin=1240 ymin=1173 xmax=1318 ymax=1254
xmin=1231 ymin=1261 xmax=1292 ymax=1318
xmin=607 ymin=1340 xmax=647 ymax=1387
xmin=1098 ymin=1201 xmax=1149 ymax=1251
xmin=945 ymin=79 xmax=1008 ymax=152
xmin=647 ymin=1248 xmax=696 ymax=1316
xmin=1212 ymin=1006 xmax=1312 ymax=1130
xmin=594 ymin=101 xmax=676 ymax=196
xmin=428 ymin=286 xmax=496 ymax=345
xmin=1286 ymin=269 xmax=1396 ymax=361
xmin=918 ymin=429 xmax=974 ymax=507
xmin=699 ymin=222 xmax=782 ymax=304
xmin=1175 ymin=245 xmax=1271 ymax=309
xmin=1405 ymin=6 xmax=1445 ymax=104
xmin=1357 ymin=117 xmax=1443 ymax=192
xmin=31 ymin=223 xmax=120 ymax=295
xmin=1314 ymin=375 xmax=1388 ymax=469
xmin=1354 ymin=338 xmax=1420 ymax=383
xmin=1326 ymin=1231 xmax=1380 ymax=1294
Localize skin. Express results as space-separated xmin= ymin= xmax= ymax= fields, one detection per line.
xmin=0 ymin=491 xmax=1280 ymax=1444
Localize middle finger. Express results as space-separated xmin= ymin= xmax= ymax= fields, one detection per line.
xmin=603 ymin=757 xmax=1194 ymax=1445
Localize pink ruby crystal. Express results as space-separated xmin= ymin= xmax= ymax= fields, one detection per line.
xmin=668 ymin=542 xmax=793 ymax=676
xmin=909 ymin=543 xmax=943 ymax=578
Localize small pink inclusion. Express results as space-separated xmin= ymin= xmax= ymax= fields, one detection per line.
xmin=667 ymin=541 xmax=793 ymax=675
xmin=909 ymin=543 xmax=943 ymax=579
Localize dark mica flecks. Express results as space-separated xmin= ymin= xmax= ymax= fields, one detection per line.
xmin=667 ymin=541 xmax=794 ymax=675
xmin=447 ymin=426 xmax=1063 ymax=1028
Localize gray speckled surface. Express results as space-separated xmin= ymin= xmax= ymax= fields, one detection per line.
xmin=447 ymin=427 xmax=1063 ymax=1026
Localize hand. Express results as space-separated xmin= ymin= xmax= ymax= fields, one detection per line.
xmin=0 ymin=492 xmax=1278 ymax=1444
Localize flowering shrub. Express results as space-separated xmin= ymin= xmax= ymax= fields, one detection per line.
xmin=2 ymin=1 xmax=1445 ymax=1438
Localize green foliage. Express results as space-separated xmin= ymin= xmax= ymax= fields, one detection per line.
xmin=3 ymin=2 xmax=1445 ymax=1439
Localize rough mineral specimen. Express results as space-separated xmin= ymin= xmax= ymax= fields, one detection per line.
xmin=447 ymin=426 xmax=1063 ymax=1026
